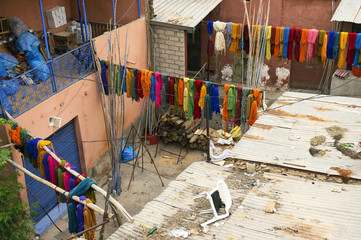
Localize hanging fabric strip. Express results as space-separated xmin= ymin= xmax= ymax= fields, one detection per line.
xmin=299 ymin=29 xmax=309 ymax=63
xmin=178 ymin=78 xmax=184 ymax=107
xmin=183 ymin=78 xmax=189 ymax=112
xmin=161 ymin=74 xmax=168 ymax=109
xmin=274 ymin=27 xmax=280 ymax=57
xmin=211 ymin=85 xmax=220 ymax=114
xmin=283 ymin=27 xmax=290 ymax=59
xmin=294 ymin=28 xmax=302 ymax=62
xmin=333 ymin=32 xmax=340 ymax=60
xmin=321 ymin=33 xmax=328 ymax=65
xmin=244 ymin=24 xmax=250 ymax=54
xmin=228 ymin=85 xmax=236 ymax=119
xmin=327 ymin=30 xmax=335 ymax=59
xmin=338 ymin=32 xmax=348 ymax=69
xmin=354 ymin=33 xmax=361 ymax=67
xmin=279 ymin=27 xmax=285 ymax=59
xmin=318 ymin=30 xmax=326 ymax=64
xmin=346 ymin=32 xmax=357 ymax=67
xmin=266 ymin=26 xmax=272 ymax=60
xmin=155 ymin=72 xmax=162 ymax=107
xmin=187 ymin=79 xmax=195 ymax=120
xmin=131 ymin=68 xmax=138 ymax=101
xmin=287 ymin=27 xmax=295 ymax=60
xmin=235 ymin=86 xmax=242 ymax=126
xmin=213 ymin=21 xmax=227 ymax=54
xmin=223 ymin=84 xmax=230 ymax=122
xmin=226 ymin=22 xmax=233 ymax=49
xmin=307 ymin=29 xmax=318 ymax=62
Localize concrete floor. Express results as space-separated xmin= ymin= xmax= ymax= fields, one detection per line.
xmin=41 ymin=141 xmax=205 ymax=240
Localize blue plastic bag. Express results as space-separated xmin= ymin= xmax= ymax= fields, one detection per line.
xmin=0 ymin=52 xmax=19 ymax=78
xmin=122 ymin=146 xmax=137 ymax=163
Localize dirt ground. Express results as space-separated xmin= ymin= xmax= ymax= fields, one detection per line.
xmin=41 ymin=141 xmax=206 ymax=240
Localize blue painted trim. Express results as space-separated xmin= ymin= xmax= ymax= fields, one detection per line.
xmin=82 ymin=0 xmax=89 ymax=41
xmin=39 ymin=0 xmax=57 ymax=92
xmin=77 ymin=0 xmax=85 ymax=42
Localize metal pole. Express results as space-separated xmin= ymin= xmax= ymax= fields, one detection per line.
xmin=206 ymin=101 xmax=210 ymax=162
xmin=137 ymin=0 xmax=141 ymax=18
xmin=77 ymin=0 xmax=85 ymax=42
xmin=82 ymin=0 xmax=90 ymax=41
xmin=39 ymin=0 xmax=57 ymax=92
xmin=26 ymin=186 xmax=62 ymax=233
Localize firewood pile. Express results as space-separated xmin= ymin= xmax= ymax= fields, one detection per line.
xmin=156 ymin=108 xmax=230 ymax=151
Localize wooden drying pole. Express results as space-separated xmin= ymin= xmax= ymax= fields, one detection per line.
xmin=4 ymin=111 xmax=133 ymax=223
xmin=7 ymin=158 xmax=113 ymax=218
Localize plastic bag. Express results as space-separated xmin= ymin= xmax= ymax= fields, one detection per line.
xmin=8 ymin=17 xmax=29 ymax=37
xmin=122 ymin=146 xmax=137 ymax=163
xmin=0 ymin=52 xmax=19 ymax=78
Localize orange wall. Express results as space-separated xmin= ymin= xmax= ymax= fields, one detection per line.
xmin=12 ymin=18 xmax=147 ymax=202
xmin=0 ymin=0 xmax=72 ymax=34
xmin=69 ymin=0 xmax=145 ymax=25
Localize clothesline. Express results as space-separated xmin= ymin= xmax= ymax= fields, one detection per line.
xmin=205 ymin=20 xmax=361 ymax=69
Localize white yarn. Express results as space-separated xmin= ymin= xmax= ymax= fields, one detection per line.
xmin=213 ymin=21 xmax=227 ymax=54
xmin=221 ymin=64 xmax=233 ymax=81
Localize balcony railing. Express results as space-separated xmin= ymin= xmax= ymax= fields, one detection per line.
xmin=5 ymin=42 xmax=94 ymax=117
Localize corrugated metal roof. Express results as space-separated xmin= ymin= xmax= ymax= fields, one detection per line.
xmin=216 ymin=172 xmax=361 ymax=239
xmin=107 ymin=162 xmax=233 ymax=239
xmin=331 ymin=0 xmax=361 ymax=24
xmin=230 ymin=92 xmax=361 ymax=179
xmin=151 ymin=0 xmax=222 ymax=31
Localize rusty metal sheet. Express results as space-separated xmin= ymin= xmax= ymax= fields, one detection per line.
xmin=331 ymin=0 xmax=361 ymax=24
xmin=230 ymin=92 xmax=361 ymax=179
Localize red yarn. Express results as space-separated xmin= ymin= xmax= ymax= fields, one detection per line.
xmin=75 ymin=174 xmax=87 ymax=186
xmin=294 ymin=28 xmax=302 ymax=62
xmin=287 ymin=27 xmax=295 ymax=60
xmin=167 ymin=77 xmax=175 ymax=105
xmin=193 ymin=93 xmax=201 ymax=119
xmin=346 ymin=33 xmax=357 ymax=67
xmin=136 ymin=71 xmax=143 ymax=98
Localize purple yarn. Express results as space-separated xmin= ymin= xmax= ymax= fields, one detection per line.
xmin=70 ymin=167 xmax=79 ymax=180
xmin=77 ymin=196 xmax=86 ymax=233
xmin=69 ymin=178 xmax=75 ymax=191
xmin=42 ymin=153 xmax=50 ymax=181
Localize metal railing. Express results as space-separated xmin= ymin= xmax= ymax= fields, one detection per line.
xmin=6 ymin=42 xmax=94 ymax=117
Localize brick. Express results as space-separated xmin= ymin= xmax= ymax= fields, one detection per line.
xmin=175 ymin=51 xmax=184 ymax=57
xmin=169 ymin=45 xmax=179 ymax=51
xmin=160 ymin=62 xmax=169 ymax=68
xmin=159 ymin=44 xmax=169 ymax=50
xmin=166 ymin=49 xmax=175 ymax=55
xmin=154 ymin=28 xmax=164 ymax=34
xmin=168 ymin=36 xmax=179 ymax=42
xmin=159 ymin=53 xmax=168 ymax=59
xmin=176 ymin=31 xmax=185 ymax=38
xmin=165 ymin=30 xmax=175 ymax=36
xmin=174 ymin=41 xmax=184 ymax=47
xmin=178 ymin=56 xmax=185 ymax=62
xmin=157 ymin=39 xmax=165 ymax=44
xmin=170 ymin=55 xmax=179 ymax=61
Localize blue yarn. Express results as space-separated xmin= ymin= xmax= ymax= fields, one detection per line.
xmin=43 ymin=153 xmax=50 ymax=181
xmin=100 ymin=60 xmax=108 ymax=95
xmin=211 ymin=85 xmax=220 ymax=114
xmin=150 ymin=74 xmax=156 ymax=102
xmin=67 ymin=202 xmax=78 ymax=234
xmin=68 ymin=178 xmax=97 ymax=198
xmin=121 ymin=66 xmax=126 ymax=94
xmin=283 ymin=28 xmax=290 ymax=59
xmin=354 ymin=33 xmax=361 ymax=67
xmin=333 ymin=32 xmax=340 ymax=60
xmin=327 ymin=31 xmax=335 ymax=59
xmin=204 ymin=81 xmax=213 ymax=120
xmin=27 ymin=138 xmax=42 ymax=160
xmin=207 ymin=21 xmax=213 ymax=35
xmin=226 ymin=22 xmax=233 ymax=48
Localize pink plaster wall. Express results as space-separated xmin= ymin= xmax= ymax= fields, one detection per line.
xmin=201 ymin=0 xmax=341 ymax=89
xmin=12 ymin=18 xmax=147 ymax=202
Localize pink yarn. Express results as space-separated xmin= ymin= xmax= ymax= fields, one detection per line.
xmin=155 ymin=72 xmax=163 ymax=107
xmin=63 ymin=163 xmax=72 ymax=192
xmin=48 ymin=153 xmax=60 ymax=185
xmin=307 ymin=29 xmax=319 ymax=62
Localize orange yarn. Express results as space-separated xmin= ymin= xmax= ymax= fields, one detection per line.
xmin=299 ymin=29 xmax=309 ymax=63
xmin=223 ymin=84 xmax=230 ymax=122
xmin=141 ymin=70 xmax=151 ymax=98
xmin=178 ymin=79 xmax=184 ymax=106
xmin=247 ymin=101 xmax=258 ymax=126
xmin=321 ymin=34 xmax=328 ymax=65
xmin=274 ymin=27 xmax=280 ymax=57
xmin=84 ymin=199 xmax=97 ymax=240
xmin=9 ymin=126 xmax=22 ymax=146
xmin=253 ymin=88 xmax=262 ymax=106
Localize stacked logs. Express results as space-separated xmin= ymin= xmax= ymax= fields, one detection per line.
xmin=156 ymin=108 xmax=208 ymax=151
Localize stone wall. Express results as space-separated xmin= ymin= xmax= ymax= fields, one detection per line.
xmin=153 ymin=25 xmax=186 ymax=76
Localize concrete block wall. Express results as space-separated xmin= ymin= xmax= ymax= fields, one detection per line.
xmin=153 ymin=25 xmax=185 ymax=76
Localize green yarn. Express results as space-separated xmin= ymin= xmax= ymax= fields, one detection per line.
xmin=60 ymin=160 xmax=67 ymax=168
xmin=84 ymin=189 xmax=97 ymax=204
xmin=57 ymin=167 xmax=66 ymax=203
xmin=241 ymin=88 xmax=250 ymax=124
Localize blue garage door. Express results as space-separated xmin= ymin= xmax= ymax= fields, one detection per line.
xmin=24 ymin=120 xmax=82 ymax=222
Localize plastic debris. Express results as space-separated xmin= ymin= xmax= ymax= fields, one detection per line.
xmin=171 ymin=228 xmax=190 ymax=238
xmin=147 ymin=226 xmax=157 ymax=236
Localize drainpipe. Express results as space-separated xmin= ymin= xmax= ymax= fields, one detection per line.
xmin=39 ymin=0 xmax=57 ymax=92
xmin=77 ymin=0 xmax=85 ymax=42
xmin=137 ymin=0 xmax=141 ymax=18
xmin=82 ymin=0 xmax=89 ymax=41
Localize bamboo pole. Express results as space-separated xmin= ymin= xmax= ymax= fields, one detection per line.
xmin=4 ymin=110 xmax=133 ymax=223
xmin=7 ymin=158 xmax=113 ymax=218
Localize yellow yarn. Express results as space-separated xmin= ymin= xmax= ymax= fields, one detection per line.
xmin=338 ymin=32 xmax=348 ymax=69
xmin=266 ymin=26 xmax=272 ymax=60
xmin=37 ymin=140 xmax=54 ymax=178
